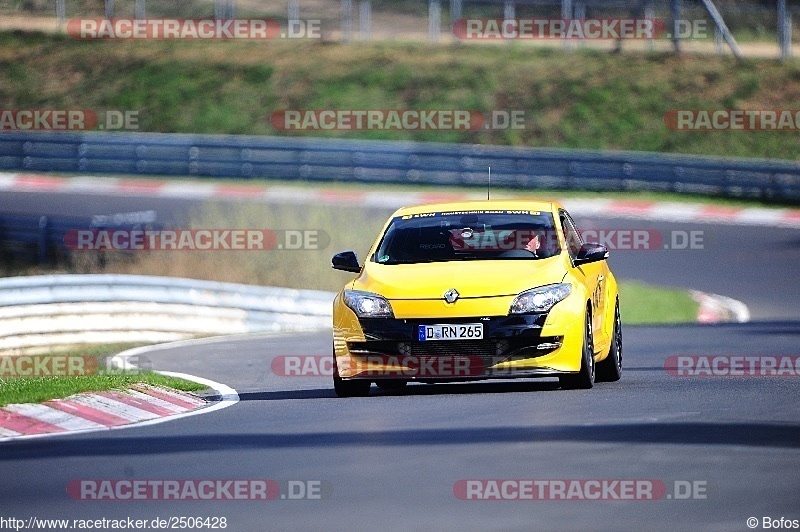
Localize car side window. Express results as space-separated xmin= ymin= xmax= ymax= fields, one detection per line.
xmin=559 ymin=211 xmax=583 ymax=260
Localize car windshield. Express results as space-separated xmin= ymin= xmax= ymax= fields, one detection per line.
xmin=372 ymin=210 xmax=560 ymax=265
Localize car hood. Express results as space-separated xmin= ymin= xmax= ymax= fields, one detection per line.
xmin=352 ymin=256 xmax=567 ymax=300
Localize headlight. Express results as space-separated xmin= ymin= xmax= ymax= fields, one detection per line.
xmin=509 ymin=283 xmax=571 ymax=314
xmin=343 ymin=290 xmax=394 ymax=318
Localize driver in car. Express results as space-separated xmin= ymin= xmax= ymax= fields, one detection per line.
xmin=521 ymin=230 xmax=542 ymax=255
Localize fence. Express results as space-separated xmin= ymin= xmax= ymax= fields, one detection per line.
xmin=1 ymin=131 xmax=798 ymax=201
xmin=0 ymin=274 xmax=334 ymax=353
xmin=5 ymin=0 xmax=796 ymax=59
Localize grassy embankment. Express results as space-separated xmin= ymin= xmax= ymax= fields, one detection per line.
xmin=1 ymin=30 xmax=799 ymax=159
xmin=0 ymin=343 xmax=207 ymax=406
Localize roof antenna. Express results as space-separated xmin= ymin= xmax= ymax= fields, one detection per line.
xmin=487 ymin=166 xmax=491 ymax=200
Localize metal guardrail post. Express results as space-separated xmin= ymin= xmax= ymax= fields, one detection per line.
xmin=671 ymin=0 xmax=682 ymax=54
xmin=359 ymin=0 xmax=372 ymax=42
xmin=574 ymin=2 xmax=586 ymax=49
xmin=135 ymin=0 xmax=145 ymax=19
xmin=503 ymin=0 xmax=515 ymax=21
xmin=504 ymin=0 xmax=515 ymax=46
xmin=450 ymin=0 xmax=462 ymax=32
xmin=215 ymin=0 xmax=234 ymax=20
xmin=289 ymin=0 xmax=300 ymax=41
xmin=778 ymin=0 xmax=792 ymax=61
xmin=341 ymin=0 xmax=354 ymax=42
xmin=561 ymin=0 xmax=573 ymax=51
xmin=37 ymin=216 xmax=48 ymax=264
xmin=56 ymin=0 xmax=66 ymax=29
xmin=643 ymin=1 xmax=654 ymax=52
xmin=429 ymin=0 xmax=441 ymax=43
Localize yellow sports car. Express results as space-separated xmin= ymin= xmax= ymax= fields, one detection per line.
xmin=331 ymin=200 xmax=622 ymax=397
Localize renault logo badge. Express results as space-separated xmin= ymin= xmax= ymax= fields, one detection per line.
xmin=444 ymin=288 xmax=459 ymax=304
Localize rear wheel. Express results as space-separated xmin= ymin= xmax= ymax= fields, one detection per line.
xmin=596 ymin=298 xmax=622 ymax=382
xmin=559 ymin=307 xmax=595 ymax=390
xmin=332 ymin=348 xmax=371 ymax=397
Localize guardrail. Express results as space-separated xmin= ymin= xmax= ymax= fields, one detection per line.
xmin=0 ymin=274 xmax=334 ymax=353
xmin=1 ymin=131 xmax=798 ymax=201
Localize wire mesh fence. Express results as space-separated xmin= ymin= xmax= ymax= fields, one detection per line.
xmin=0 ymin=0 xmax=796 ymax=57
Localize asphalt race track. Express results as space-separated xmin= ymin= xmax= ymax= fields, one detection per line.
xmin=1 ymin=189 xmax=799 ymax=531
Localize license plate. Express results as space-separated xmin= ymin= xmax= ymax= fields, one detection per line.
xmin=418 ymin=323 xmax=483 ymax=341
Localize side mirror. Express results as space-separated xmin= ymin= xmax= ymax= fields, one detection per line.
xmin=332 ymin=251 xmax=361 ymax=273
xmin=574 ymin=243 xmax=609 ymax=266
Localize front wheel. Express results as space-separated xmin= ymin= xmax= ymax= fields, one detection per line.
xmin=596 ymin=298 xmax=622 ymax=382
xmin=559 ymin=308 xmax=595 ymax=390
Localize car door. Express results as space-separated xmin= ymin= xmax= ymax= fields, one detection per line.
xmin=559 ymin=210 xmax=607 ymax=353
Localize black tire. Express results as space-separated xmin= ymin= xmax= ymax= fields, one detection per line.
xmin=559 ymin=307 xmax=595 ymax=390
xmin=375 ymin=379 xmax=408 ymax=391
xmin=596 ymin=298 xmax=622 ymax=382
xmin=332 ymin=349 xmax=371 ymax=397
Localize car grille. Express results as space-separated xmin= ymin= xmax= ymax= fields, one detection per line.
xmin=351 ymin=339 xmax=506 ymax=357
xmin=407 ymin=340 xmax=507 ymax=357
xmin=348 ymin=337 xmax=561 ymax=371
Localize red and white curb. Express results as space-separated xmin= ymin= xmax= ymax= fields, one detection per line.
xmin=2 ymin=172 xmax=800 ymax=228
xmin=690 ymin=289 xmax=751 ymax=324
xmin=0 ymin=354 xmax=239 ymax=443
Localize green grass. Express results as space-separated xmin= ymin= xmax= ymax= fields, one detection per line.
xmin=2 ymin=31 xmax=800 ymax=160
xmin=619 ymin=280 xmax=699 ymax=325
xmin=0 ymin=344 xmax=208 ymax=406
xmin=0 ymin=373 xmax=207 ymax=407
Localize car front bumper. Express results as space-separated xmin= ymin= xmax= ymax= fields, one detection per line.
xmin=334 ymin=312 xmax=585 ymax=381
